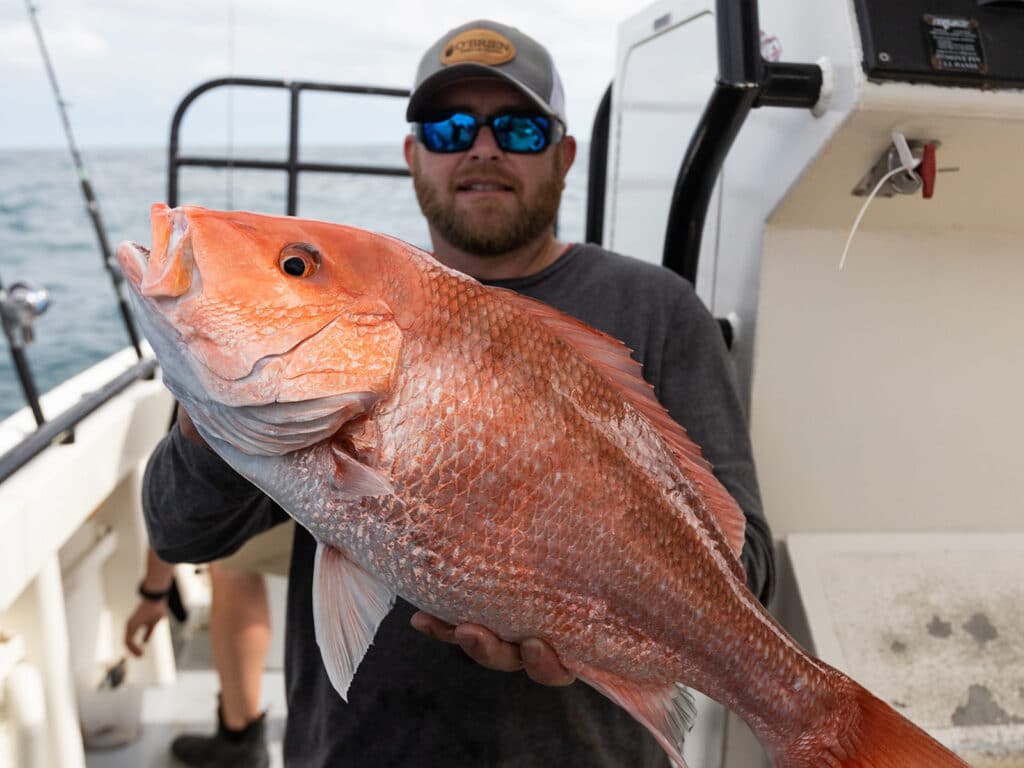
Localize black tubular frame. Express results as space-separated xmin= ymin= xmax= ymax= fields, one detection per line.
xmin=662 ymin=0 xmax=822 ymax=283
xmin=168 ymin=77 xmax=412 ymax=212
xmin=0 ymin=358 xmax=158 ymax=485
xmin=3 ymin=77 xmax=417 ymax=484
xmin=584 ymin=83 xmax=613 ymax=245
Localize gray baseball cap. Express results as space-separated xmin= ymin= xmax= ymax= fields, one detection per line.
xmin=406 ymin=19 xmax=567 ymax=129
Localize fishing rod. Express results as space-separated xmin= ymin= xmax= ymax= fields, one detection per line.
xmin=0 ymin=274 xmax=49 ymax=426
xmin=25 ymin=0 xmax=143 ymax=359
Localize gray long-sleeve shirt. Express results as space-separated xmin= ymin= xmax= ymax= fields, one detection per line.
xmin=144 ymin=243 xmax=775 ymax=767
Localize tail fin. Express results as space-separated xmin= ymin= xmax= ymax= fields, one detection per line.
xmin=776 ymin=685 xmax=971 ymax=768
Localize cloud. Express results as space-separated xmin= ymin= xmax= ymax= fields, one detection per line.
xmin=0 ymin=16 xmax=110 ymax=70
xmin=4 ymin=0 xmax=656 ymax=148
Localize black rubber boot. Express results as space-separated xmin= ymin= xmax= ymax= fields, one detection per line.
xmin=170 ymin=703 xmax=270 ymax=768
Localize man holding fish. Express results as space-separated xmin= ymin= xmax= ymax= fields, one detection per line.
xmin=137 ymin=18 xmax=776 ymax=768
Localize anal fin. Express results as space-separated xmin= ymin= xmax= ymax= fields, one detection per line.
xmin=575 ymin=664 xmax=696 ymax=768
xmin=313 ymin=543 xmax=396 ymax=701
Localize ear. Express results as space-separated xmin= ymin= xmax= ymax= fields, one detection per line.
xmin=558 ymin=135 xmax=577 ymax=180
xmin=403 ymin=134 xmax=417 ymax=172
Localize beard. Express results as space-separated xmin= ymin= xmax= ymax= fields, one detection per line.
xmin=412 ymin=153 xmax=564 ymax=257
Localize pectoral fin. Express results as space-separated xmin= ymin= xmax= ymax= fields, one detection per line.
xmin=329 ymin=438 xmax=394 ymax=499
xmin=313 ymin=543 xmax=396 ymax=701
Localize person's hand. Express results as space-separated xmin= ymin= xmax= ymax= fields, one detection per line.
xmin=176 ymin=403 xmax=211 ymax=451
xmin=410 ymin=612 xmax=575 ymax=686
xmin=124 ymin=599 xmax=167 ymax=657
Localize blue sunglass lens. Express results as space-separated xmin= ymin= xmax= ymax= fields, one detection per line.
xmin=420 ymin=112 xmax=479 ymax=152
xmin=419 ymin=113 xmax=554 ymax=154
xmin=492 ymin=115 xmax=550 ymax=153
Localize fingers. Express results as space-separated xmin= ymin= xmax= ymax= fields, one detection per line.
xmin=521 ymin=638 xmax=575 ymax=686
xmin=409 ymin=611 xmax=457 ymax=643
xmin=124 ymin=624 xmax=143 ymax=658
xmin=410 ymin=613 xmax=521 ymax=670
xmin=453 ymin=624 xmax=524 ymax=673
xmin=124 ymin=603 xmax=167 ymax=657
xmin=409 ymin=612 xmax=574 ymax=686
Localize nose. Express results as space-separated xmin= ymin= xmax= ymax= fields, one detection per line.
xmin=469 ymin=125 xmax=502 ymax=159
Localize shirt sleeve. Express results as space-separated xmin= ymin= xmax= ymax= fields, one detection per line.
xmin=142 ymin=423 xmax=288 ymax=564
xmin=655 ymin=293 xmax=777 ymax=607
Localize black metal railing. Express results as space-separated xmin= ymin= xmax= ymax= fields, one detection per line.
xmin=1 ymin=1 xmax=154 ymax=482
xmin=168 ymin=77 xmax=412 ymax=212
xmin=1 ymin=78 xmax=421 ymax=484
xmin=0 ymin=359 xmax=158 ymax=485
xmin=662 ymin=0 xmax=822 ymax=284
xmin=585 ymin=83 xmax=613 ymax=245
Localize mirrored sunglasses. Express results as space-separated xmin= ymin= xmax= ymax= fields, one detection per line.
xmin=415 ymin=111 xmax=564 ymax=154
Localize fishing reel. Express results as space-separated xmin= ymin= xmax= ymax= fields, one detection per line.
xmin=0 ymin=281 xmax=52 ymax=346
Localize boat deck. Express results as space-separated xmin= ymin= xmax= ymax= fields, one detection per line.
xmin=84 ymin=579 xmax=288 ymax=768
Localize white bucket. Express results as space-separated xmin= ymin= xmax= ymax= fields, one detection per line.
xmin=78 ymin=660 xmax=144 ymax=749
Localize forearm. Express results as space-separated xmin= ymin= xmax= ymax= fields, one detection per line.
xmin=140 ymin=549 xmax=175 ymax=592
xmin=142 ymin=424 xmax=287 ymax=563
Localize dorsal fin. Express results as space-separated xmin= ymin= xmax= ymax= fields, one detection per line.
xmin=493 ymin=287 xmax=747 ymax=568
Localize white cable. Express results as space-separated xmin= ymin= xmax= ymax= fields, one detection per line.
xmin=838 ymin=167 xmax=905 ymax=270
xmin=892 ymin=130 xmax=919 ymax=174
xmin=839 ymin=132 xmax=922 ymax=271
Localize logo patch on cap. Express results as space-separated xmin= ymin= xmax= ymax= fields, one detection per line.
xmin=441 ymin=28 xmax=516 ymax=66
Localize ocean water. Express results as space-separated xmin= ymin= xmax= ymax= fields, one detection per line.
xmin=0 ymin=145 xmax=589 ymax=420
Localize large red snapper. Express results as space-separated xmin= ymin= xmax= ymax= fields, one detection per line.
xmin=118 ymin=204 xmax=971 ymax=768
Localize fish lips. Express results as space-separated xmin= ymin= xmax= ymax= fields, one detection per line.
xmin=117 ymin=240 xmax=150 ymax=289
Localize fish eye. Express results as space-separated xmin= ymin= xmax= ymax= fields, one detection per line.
xmin=279 ymin=243 xmax=321 ymax=278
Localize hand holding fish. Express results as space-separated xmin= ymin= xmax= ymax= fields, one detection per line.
xmin=410 ymin=612 xmax=576 ymax=686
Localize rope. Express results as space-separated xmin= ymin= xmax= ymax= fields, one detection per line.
xmin=226 ymin=0 xmax=236 ymax=208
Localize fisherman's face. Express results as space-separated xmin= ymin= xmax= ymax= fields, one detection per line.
xmin=404 ymin=79 xmax=575 ymax=257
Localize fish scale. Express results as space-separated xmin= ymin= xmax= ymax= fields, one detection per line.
xmin=119 ymin=204 xmax=974 ymax=768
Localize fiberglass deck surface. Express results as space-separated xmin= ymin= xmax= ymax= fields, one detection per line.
xmin=83 ymin=620 xmax=287 ymax=768
xmin=787 ymin=532 xmax=1024 ymax=766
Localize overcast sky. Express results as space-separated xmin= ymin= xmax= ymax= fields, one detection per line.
xmin=3 ymin=0 xmax=655 ymax=150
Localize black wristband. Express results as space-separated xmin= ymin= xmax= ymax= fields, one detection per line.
xmin=138 ymin=581 xmax=171 ymax=602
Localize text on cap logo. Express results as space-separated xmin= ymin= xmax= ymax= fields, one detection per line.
xmin=441 ymin=29 xmax=517 ymax=66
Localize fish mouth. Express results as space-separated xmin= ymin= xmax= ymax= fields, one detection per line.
xmin=117 ymin=241 xmax=151 ymax=289
xmin=117 ymin=206 xmax=195 ymax=299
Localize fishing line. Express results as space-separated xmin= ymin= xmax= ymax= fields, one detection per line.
xmin=226 ymin=0 xmax=237 ymax=209
xmin=24 ymin=0 xmax=143 ymax=358
xmin=838 ymin=131 xmax=921 ymax=271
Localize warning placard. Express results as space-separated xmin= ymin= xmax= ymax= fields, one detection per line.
xmin=924 ymin=15 xmax=987 ymax=74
